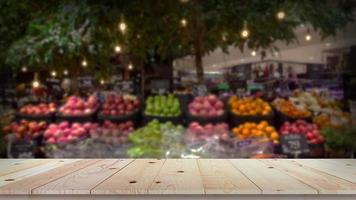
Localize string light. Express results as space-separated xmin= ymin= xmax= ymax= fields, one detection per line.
xmin=32 ymin=80 xmax=40 ymax=88
xmin=305 ymin=33 xmax=311 ymax=41
xmin=100 ymin=79 xmax=105 ymax=85
xmin=251 ymin=50 xmax=257 ymax=56
xmin=63 ymin=69 xmax=68 ymax=75
xmin=277 ymin=11 xmax=285 ymax=20
xmin=181 ymin=18 xmax=187 ymax=27
xmin=21 ymin=66 xmax=27 ymax=72
xmin=51 ymin=70 xmax=57 ymax=77
xmin=119 ymin=15 xmax=127 ymax=33
xmin=114 ymin=45 xmax=121 ymax=53
xmin=128 ymin=64 xmax=133 ymax=70
xmin=82 ymin=59 xmax=88 ymax=67
xmin=241 ymin=21 xmax=249 ymax=39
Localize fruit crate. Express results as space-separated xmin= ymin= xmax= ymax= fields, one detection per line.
xmin=274 ymin=108 xmax=312 ymax=128
xmin=55 ymin=109 xmax=98 ymax=123
xmin=228 ymin=110 xmax=274 ymax=127
xmin=97 ymin=108 xmax=141 ymax=126
xmin=142 ymin=113 xmax=183 ymax=125
xmin=185 ymin=112 xmax=228 ymax=125
xmin=16 ymin=113 xmax=55 ymax=123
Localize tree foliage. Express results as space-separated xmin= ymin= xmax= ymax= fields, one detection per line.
xmin=1 ymin=0 xmax=354 ymax=80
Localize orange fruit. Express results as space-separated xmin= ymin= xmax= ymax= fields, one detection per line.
xmin=270 ymin=132 xmax=279 ymax=140
xmin=242 ymin=128 xmax=249 ymax=136
xmin=265 ymin=126 xmax=274 ymax=133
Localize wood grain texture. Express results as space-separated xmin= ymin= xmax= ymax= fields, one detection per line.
xmin=148 ymin=159 xmax=204 ymax=194
xmin=294 ymin=159 xmax=356 ymax=184
xmin=0 ymin=159 xmax=49 ymax=177
xmin=230 ymin=159 xmax=317 ymax=194
xmin=0 ymin=159 xmax=99 ymax=194
xmin=198 ymin=159 xmax=261 ymax=194
xmin=0 ymin=159 xmax=77 ymax=187
xmin=0 ymin=159 xmax=356 ymax=195
xmin=92 ymin=159 xmax=164 ymax=194
xmin=32 ymin=159 xmax=132 ymax=194
xmin=262 ymin=159 xmax=356 ymax=194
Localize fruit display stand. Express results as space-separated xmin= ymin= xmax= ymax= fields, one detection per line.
xmin=15 ymin=112 xmax=55 ymax=123
xmin=228 ymin=111 xmax=274 ymax=127
xmin=186 ymin=95 xmax=227 ymax=125
xmin=142 ymin=94 xmax=183 ymax=125
xmin=228 ymin=96 xmax=275 ymax=126
xmin=55 ymin=109 xmax=98 ymax=123
xmin=16 ymin=103 xmax=57 ymax=123
xmin=97 ymin=108 xmax=141 ymax=125
xmin=185 ymin=109 xmax=228 ymax=125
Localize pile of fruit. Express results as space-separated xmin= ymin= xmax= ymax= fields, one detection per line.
xmin=19 ymin=103 xmax=56 ymax=116
xmin=273 ymin=98 xmax=311 ymax=119
xmin=59 ymin=95 xmax=99 ymax=116
xmin=232 ymin=121 xmax=279 ymax=144
xmin=291 ymin=90 xmax=342 ymax=115
xmin=128 ymin=120 xmax=184 ymax=158
xmin=279 ymin=120 xmax=324 ymax=144
xmin=2 ymin=120 xmax=48 ymax=140
xmin=144 ymin=94 xmax=181 ymax=117
xmin=187 ymin=122 xmax=230 ymax=140
xmin=313 ymin=112 xmax=351 ymax=130
xmin=100 ymin=94 xmax=140 ymax=116
xmin=188 ymin=95 xmax=224 ymax=117
xmin=89 ymin=121 xmax=134 ymax=144
xmin=44 ymin=121 xmax=98 ymax=144
xmin=229 ymin=96 xmax=271 ymax=116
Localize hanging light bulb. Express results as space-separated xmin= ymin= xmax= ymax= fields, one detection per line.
xmin=32 ymin=72 xmax=40 ymax=88
xmin=277 ymin=10 xmax=285 ymax=20
xmin=128 ymin=63 xmax=133 ymax=70
xmin=119 ymin=22 xmax=126 ymax=33
xmin=241 ymin=21 xmax=249 ymax=39
xmin=100 ymin=79 xmax=105 ymax=85
xmin=119 ymin=15 xmax=127 ymax=33
xmin=82 ymin=59 xmax=88 ymax=67
xmin=32 ymin=80 xmax=40 ymax=88
xmin=251 ymin=50 xmax=257 ymax=56
xmin=63 ymin=69 xmax=68 ymax=75
xmin=181 ymin=18 xmax=187 ymax=27
xmin=114 ymin=45 xmax=121 ymax=53
xmin=21 ymin=66 xmax=27 ymax=72
xmin=305 ymin=33 xmax=312 ymax=41
xmin=51 ymin=70 xmax=57 ymax=77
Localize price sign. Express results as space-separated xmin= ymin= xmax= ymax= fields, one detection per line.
xmin=114 ymin=81 xmax=133 ymax=94
xmin=77 ymin=76 xmax=93 ymax=88
xmin=9 ymin=140 xmax=35 ymax=158
xmin=280 ymin=134 xmax=310 ymax=157
xmin=192 ymin=84 xmax=208 ymax=96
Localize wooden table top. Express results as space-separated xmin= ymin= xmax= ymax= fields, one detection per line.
xmin=0 ymin=159 xmax=355 ymax=195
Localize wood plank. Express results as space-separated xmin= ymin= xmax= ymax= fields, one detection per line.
xmin=32 ymin=159 xmax=133 ymax=195
xmin=294 ymin=159 xmax=356 ymax=184
xmin=321 ymin=159 xmax=356 ymax=166
xmin=0 ymin=159 xmax=77 ymax=187
xmin=0 ymin=159 xmax=100 ymax=194
xmin=0 ymin=159 xmax=26 ymax=172
xmin=92 ymin=159 xmax=164 ymax=194
xmin=0 ymin=159 xmax=50 ymax=177
xmin=262 ymin=159 xmax=356 ymax=194
xmin=197 ymin=159 xmax=261 ymax=194
xmin=148 ymin=159 xmax=204 ymax=194
xmin=230 ymin=159 xmax=317 ymax=194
